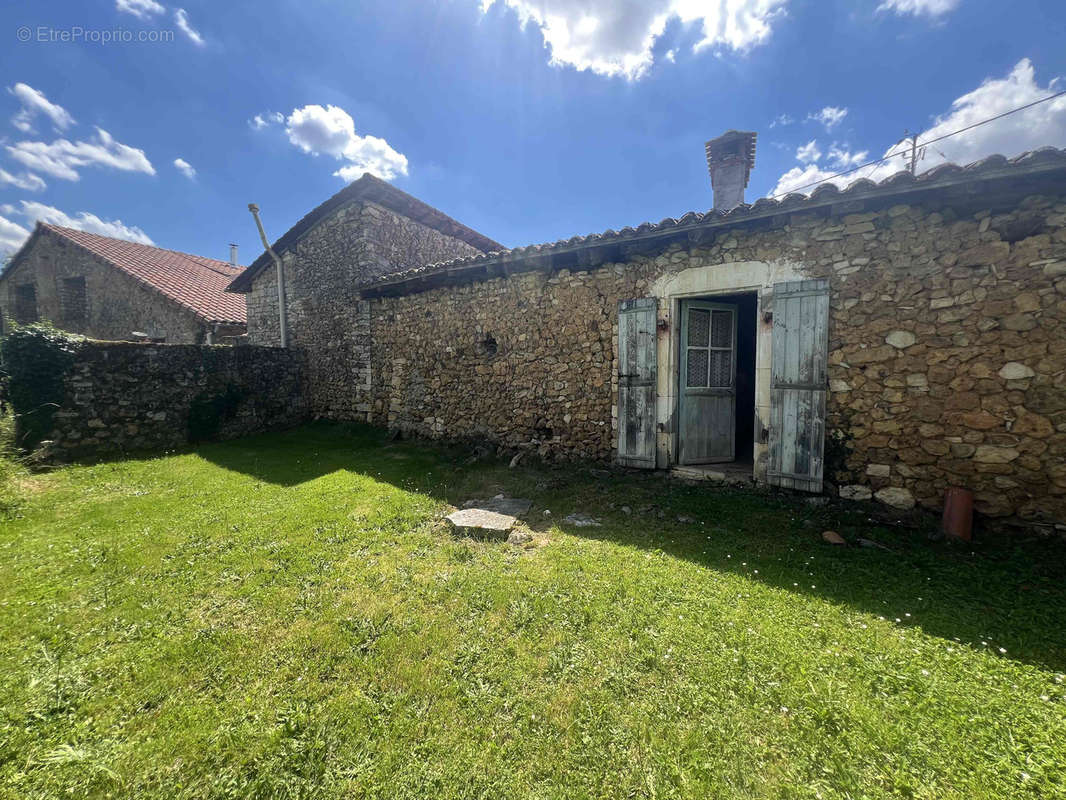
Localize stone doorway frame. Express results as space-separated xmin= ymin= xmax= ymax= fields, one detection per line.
xmin=649 ymin=259 xmax=808 ymax=481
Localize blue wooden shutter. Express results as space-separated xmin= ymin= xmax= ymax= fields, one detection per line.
xmin=616 ymin=298 xmax=657 ymax=468
xmin=768 ymin=279 xmax=829 ymax=492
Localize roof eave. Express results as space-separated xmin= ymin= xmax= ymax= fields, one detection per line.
xmin=360 ymin=152 xmax=1066 ymax=298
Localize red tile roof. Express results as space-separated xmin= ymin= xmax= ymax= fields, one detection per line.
xmin=40 ymin=224 xmax=247 ymax=325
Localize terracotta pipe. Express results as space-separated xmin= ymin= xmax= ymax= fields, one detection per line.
xmin=942 ymin=487 xmax=973 ymax=541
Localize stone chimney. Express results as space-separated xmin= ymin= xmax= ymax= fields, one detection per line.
xmin=705 ymin=130 xmax=757 ymax=211
xmin=229 ymin=243 xmax=239 ymax=266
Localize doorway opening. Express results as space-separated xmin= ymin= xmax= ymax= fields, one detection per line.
xmin=676 ymin=291 xmax=757 ymax=468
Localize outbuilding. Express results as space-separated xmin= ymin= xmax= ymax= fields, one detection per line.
xmin=228 ymin=136 xmax=1066 ymax=529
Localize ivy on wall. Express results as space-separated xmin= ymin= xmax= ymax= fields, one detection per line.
xmin=0 ymin=323 xmax=82 ymax=451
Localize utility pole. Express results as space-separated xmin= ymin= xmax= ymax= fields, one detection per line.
xmin=899 ymin=130 xmax=924 ymax=175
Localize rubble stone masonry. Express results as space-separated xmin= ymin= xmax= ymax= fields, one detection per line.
xmin=41 ymin=341 xmax=306 ymax=461
xmin=356 ymin=191 xmax=1066 ymax=527
xmin=245 ymin=200 xmax=482 ymax=418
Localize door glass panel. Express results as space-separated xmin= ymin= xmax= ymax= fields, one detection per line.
xmin=709 ymin=350 xmax=732 ymax=387
xmin=688 ymin=308 xmax=710 ymax=348
xmin=711 ymin=310 xmax=732 ymax=348
xmin=686 ymin=348 xmax=708 ymax=387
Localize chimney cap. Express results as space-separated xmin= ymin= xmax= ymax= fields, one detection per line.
xmin=705 ymin=130 xmax=757 ymax=186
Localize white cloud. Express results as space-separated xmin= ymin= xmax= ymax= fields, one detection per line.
xmin=17 ymin=201 xmax=153 ymax=244
xmin=878 ymin=0 xmax=959 ymax=17
xmin=6 ymin=128 xmax=155 ymax=181
xmin=115 ymin=0 xmax=165 ymax=19
xmin=827 ymin=144 xmax=868 ymax=168
xmin=481 ymin=0 xmax=789 ymax=80
xmin=8 ymin=83 xmax=75 ymax=133
xmin=284 ymin=104 xmax=409 ymax=181
xmin=174 ymin=8 xmax=205 ymax=46
xmin=808 ymin=106 xmax=847 ymax=131
xmin=0 ymin=213 xmax=31 ymax=256
xmin=769 ymin=113 xmax=794 ymax=128
xmin=249 ymin=111 xmax=284 ymax=130
xmin=796 ymin=139 xmax=821 ymax=163
xmin=173 ymin=157 xmax=196 ymax=179
xmin=770 ymin=59 xmax=1066 ymax=196
xmin=769 ymin=163 xmax=839 ymax=197
xmin=0 ymin=169 xmax=46 ymax=192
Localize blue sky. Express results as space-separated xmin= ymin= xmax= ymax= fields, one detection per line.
xmin=2 ymin=0 xmax=1065 ymax=262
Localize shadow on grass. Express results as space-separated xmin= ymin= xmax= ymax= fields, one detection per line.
xmin=198 ymin=422 xmax=1066 ymax=673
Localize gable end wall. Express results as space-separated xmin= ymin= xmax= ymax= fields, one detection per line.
xmin=244 ymin=199 xmax=485 ymax=417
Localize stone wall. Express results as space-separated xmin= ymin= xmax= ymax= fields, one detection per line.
xmin=40 ymin=341 xmax=306 ymax=461
xmin=360 ymin=190 xmax=1066 ymax=527
xmin=245 ymin=199 xmax=483 ymax=418
xmin=0 ymin=229 xmax=209 ymax=343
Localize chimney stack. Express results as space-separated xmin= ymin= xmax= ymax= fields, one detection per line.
xmin=705 ymin=130 xmax=757 ymax=211
xmin=229 ymin=243 xmax=239 ymax=266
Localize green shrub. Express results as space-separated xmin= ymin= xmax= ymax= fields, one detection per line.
xmin=0 ymin=323 xmax=82 ymax=452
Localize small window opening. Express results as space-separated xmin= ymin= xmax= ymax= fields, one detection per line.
xmin=14 ymin=284 xmax=38 ymax=324
xmin=60 ymin=276 xmax=87 ymax=324
xmin=479 ymin=334 xmax=498 ymax=358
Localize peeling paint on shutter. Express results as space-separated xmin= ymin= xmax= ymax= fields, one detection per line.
xmin=768 ymin=279 xmax=829 ymax=493
xmin=616 ymin=298 xmax=657 ymax=468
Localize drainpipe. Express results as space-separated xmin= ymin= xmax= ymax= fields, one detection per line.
xmin=247 ymin=203 xmax=289 ymax=348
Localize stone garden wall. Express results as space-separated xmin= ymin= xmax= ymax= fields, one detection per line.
xmin=35 ymin=340 xmax=306 ymax=461
xmin=361 ymin=189 xmax=1066 ymax=528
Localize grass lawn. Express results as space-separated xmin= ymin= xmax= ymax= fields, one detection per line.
xmin=1 ymin=423 xmax=1064 ymax=799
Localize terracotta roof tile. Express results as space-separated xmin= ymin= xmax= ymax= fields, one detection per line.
xmin=40 ymin=224 xmax=247 ymax=325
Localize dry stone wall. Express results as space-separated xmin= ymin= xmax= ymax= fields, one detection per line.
xmin=39 ymin=341 xmax=306 ymax=461
xmin=361 ymin=189 xmax=1066 ymax=528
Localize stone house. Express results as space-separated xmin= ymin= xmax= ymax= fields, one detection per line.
xmin=1 ymin=223 xmax=246 ymax=343
xmin=228 ymin=137 xmax=1066 ymax=529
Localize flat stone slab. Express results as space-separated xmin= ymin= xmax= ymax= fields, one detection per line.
xmin=446 ymin=508 xmax=516 ymax=537
xmin=463 ymin=494 xmax=532 ymax=517
xmin=822 ymin=530 xmax=846 ymax=545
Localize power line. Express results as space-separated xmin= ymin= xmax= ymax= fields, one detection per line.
xmin=768 ymin=87 xmax=1066 ymax=198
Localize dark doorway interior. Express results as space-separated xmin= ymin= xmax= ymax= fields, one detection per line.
xmin=713 ymin=291 xmax=756 ymax=463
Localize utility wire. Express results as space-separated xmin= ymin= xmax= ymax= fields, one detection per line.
xmin=768 ymin=87 xmax=1066 ymax=198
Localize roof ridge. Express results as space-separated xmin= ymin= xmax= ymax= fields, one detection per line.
xmin=227 ymin=173 xmax=505 ymax=293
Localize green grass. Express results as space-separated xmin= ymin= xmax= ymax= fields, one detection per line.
xmin=1 ymin=423 xmax=1064 ymax=799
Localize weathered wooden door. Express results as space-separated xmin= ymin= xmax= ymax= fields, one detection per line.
xmin=616 ymin=298 xmax=657 ymax=468
xmin=678 ymin=300 xmax=737 ymax=465
xmin=767 ymin=279 xmax=830 ymax=492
